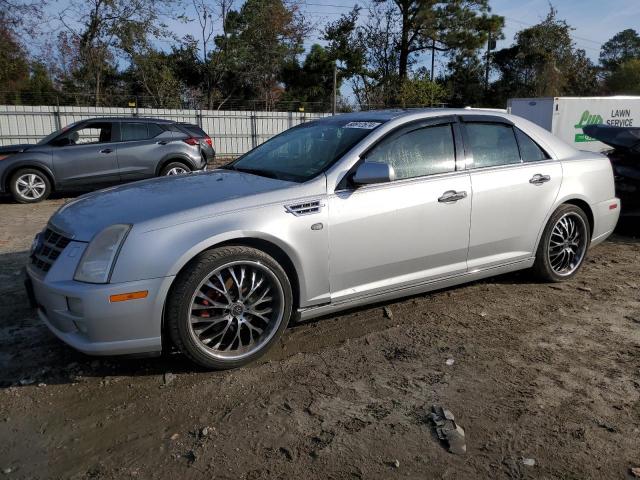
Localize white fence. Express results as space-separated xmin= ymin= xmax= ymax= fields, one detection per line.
xmin=0 ymin=105 xmax=330 ymax=156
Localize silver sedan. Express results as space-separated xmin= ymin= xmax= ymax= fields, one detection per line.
xmin=25 ymin=109 xmax=620 ymax=369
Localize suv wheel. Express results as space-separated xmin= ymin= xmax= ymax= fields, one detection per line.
xmin=166 ymin=246 xmax=293 ymax=370
xmin=161 ymin=162 xmax=190 ymax=176
xmin=532 ymin=204 xmax=590 ymax=282
xmin=10 ymin=169 xmax=51 ymax=203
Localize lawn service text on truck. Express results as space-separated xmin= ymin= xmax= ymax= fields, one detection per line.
xmin=508 ymin=96 xmax=640 ymax=152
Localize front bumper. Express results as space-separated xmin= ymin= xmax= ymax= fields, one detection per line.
xmin=26 ymin=259 xmax=174 ymax=356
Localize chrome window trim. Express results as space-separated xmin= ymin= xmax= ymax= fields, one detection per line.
xmin=333 ymin=167 xmax=470 ymax=195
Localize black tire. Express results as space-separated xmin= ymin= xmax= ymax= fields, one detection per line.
xmin=166 ymin=246 xmax=293 ymax=370
xmin=160 ymin=161 xmax=191 ymax=176
xmin=9 ymin=168 xmax=52 ymax=203
xmin=532 ymin=204 xmax=591 ymax=282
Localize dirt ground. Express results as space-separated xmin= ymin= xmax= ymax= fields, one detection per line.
xmin=0 ymin=194 xmax=639 ymax=480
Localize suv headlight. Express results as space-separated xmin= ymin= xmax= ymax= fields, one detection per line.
xmin=74 ymin=224 xmax=131 ymax=284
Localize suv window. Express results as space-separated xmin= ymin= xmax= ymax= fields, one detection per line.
xmin=366 ymin=124 xmax=456 ymax=180
xmin=515 ymin=128 xmax=549 ymax=162
xmin=121 ymin=122 xmax=149 ymax=141
xmin=56 ymin=122 xmax=113 ymax=146
xmin=465 ymin=123 xmax=520 ymax=168
xmin=179 ymin=123 xmax=207 ymax=137
xmin=147 ymin=123 xmax=164 ymax=138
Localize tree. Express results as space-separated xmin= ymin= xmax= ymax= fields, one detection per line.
xmin=491 ymin=7 xmax=598 ymax=104
xmin=282 ymin=44 xmax=337 ymax=111
xmin=58 ymin=0 xmax=177 ymax=105
xmin=0 ymin=18 xmax=30 ymax=103
xmin=398 ymin=71 xmax=447 ymax=106
xmin=221 ymin=0 xmax=309 ymax=109
xmin=600 ymin=29 xmax=640 ymax=71
xmin=607 ymin=59 xmax=640 ymax=95
xmin=378 ymin=0 xmax=502 ymax=80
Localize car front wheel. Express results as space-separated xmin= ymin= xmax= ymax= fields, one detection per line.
xmin=166 ymin=246 xmax=293 ymax=369
xmin=10 ymin=168 xmax=51 ymax=203
xmin=532 ymin=204 xmax=590 ymax=282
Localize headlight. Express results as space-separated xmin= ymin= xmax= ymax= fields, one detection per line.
xmin=74 ymin=224 xmax=131 ymax=284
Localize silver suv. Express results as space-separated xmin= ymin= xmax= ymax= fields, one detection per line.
xmin=0 ymin=118 xmax=212 ymax=203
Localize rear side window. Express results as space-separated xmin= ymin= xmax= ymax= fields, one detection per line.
xmin=465 ymin=123 xmax=520 ymax=168
xmin=148 ymin=123 xmax=164 ymax=138
xmin=121 ymin=122 xmax=149 ymax=141
xmin=180 ymin=124 xmax=207 ymax=137
xmin=366 ymin=124 xmax=456 ymax=180
xmin=515 ymin=128 xmax=549 ymax=162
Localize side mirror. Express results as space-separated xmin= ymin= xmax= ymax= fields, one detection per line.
xmin=352 ymin=161 xmax=396 ymax=186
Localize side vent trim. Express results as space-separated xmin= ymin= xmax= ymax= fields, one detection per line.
xmin=284 ymin=199 xmax=324 ymax=216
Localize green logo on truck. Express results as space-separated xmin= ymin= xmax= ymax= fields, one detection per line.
xmin=573 ymin=110 xmax=602 ymax=142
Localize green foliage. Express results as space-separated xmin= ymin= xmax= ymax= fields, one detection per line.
xmin=398 ymin=74 xmax=447 ymax=107
xmin=600 ymin=29 xmax=640 ymax=70
xmin=606 ymin=59 xmax=640 ymax=95
xmin=491 ymin=7 xmax=598 ymax=104
xmin=0 ymin=20 xmax=29 ymax=104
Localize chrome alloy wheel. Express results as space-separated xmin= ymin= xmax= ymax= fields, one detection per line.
xmin=547 ymin=212 xmax=588 ymax=277
xmin=165 ymin=166 xmax=189 ymax=175
xmin=187 ymin=261 xmax=285 ymax=360
xmin=16 ymin=173 xmax=46 ymax=200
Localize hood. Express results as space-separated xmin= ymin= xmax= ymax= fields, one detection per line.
xmin=0 ymin=144 xmax=34 ymax=155
xmin=50 ymin=170 xmax=295 ymax=241
xmin=582 ymin=124 xmax=640 ymax=152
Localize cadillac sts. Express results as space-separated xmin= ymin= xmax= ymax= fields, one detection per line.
xmin=25 ymin=109 xmax=620 ymax=369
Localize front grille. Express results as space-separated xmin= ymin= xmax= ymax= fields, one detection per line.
xmin=31 ymin=228 xmax=71 ymax=273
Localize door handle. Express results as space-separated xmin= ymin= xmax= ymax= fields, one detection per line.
xmin=100 ymin=148 xmax=113 ymax=154
xmin=438 ymin=190 xmax=467 ymax=203
xmin=529 ymin=174 xmax=551 ymax=185
xmin=156 ymin=141 xmax=168 ymax=145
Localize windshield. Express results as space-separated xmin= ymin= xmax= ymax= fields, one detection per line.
xmin=227 ymin=120 xmax=382 ymax=182
xmin=37 ymin=122 xmax=80 ymax=145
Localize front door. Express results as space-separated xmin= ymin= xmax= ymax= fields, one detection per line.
xmin=328 ymin=120 xmax=472 ymax=303
xmin=462 ymin=120 xmax=563 ymax=270
xmin=51 ymin=121 xmax=120 ymax=186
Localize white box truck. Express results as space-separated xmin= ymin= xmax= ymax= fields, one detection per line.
xmin=507 ymin=96 xmax=640 ymax=152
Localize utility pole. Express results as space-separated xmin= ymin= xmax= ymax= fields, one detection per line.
xmin=332 ymin=62 xmax=337 ymax=115
xmin=430 ymin=38 xmax=436 ymax=81
xmin=485 ymin=32 xmax=496 ymax=91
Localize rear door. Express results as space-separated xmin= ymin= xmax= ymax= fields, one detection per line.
xmin=462 ymin=117 xmax=562 ymax=270
xmin=51 ymin=121 xmax=120 ymax=186
xmin=115 ymin=122 xmax=173 ymax=180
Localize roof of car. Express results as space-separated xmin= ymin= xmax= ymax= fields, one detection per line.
xmin=79 ymin=117 xmax=177 ymax=124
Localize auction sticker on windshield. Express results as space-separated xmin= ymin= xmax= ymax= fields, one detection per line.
xmin=343 ymin=121 xmax=382 ymax=129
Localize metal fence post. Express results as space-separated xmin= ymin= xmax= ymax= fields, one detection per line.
xmin=250 ymin=110 xmax=258 ymax=149
xmin=53 ymin=102 xmax=62 ymax=131
xmin=197 ymin=109 xmax=203 ymax=128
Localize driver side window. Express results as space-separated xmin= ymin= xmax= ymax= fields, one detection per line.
xmin=366 ymin=124 xmax=456 ymax=180
xmin=60 ymin=122 xmax=113 ymax=146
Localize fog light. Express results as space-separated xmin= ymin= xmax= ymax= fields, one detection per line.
xmin=67 ymin=297 xmax=83 ymax=315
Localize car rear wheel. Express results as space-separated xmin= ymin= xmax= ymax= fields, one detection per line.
xmin=166 ymin=246 xmax=293 ymax=369
xmin=532 ymin=204 xmax=590 ymax=282
xmin=9 ymin=168 xmax=51 ymax=203
xmin=161 ymin=162 xmax=191 ymax=176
